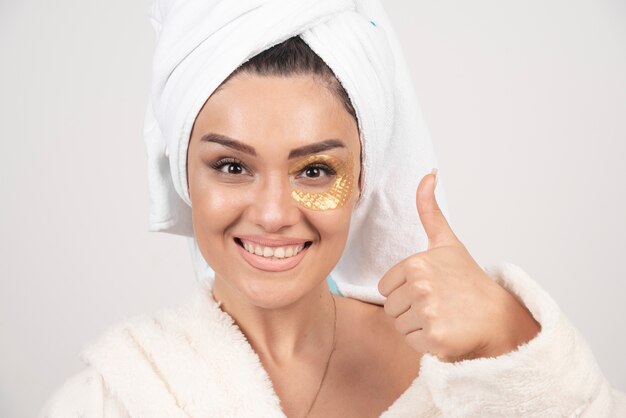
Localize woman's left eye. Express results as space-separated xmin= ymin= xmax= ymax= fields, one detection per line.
xmin=299 ymin=164 xmax=336 ymax=179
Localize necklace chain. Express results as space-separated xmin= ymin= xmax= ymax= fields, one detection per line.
xmin=211 ymin=290 xmax=338 ymax=418
xmin=303 ymin=294 xmax=337 ymax=418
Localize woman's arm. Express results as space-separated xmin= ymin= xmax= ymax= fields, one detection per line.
xmin=417 ymin=261 xmax=626 ymax=417
xmin=378 ymin=172 xmax=625 ymax=415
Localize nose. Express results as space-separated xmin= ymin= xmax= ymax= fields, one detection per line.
xmin=247 ymin=173 xmax=302 ymax=233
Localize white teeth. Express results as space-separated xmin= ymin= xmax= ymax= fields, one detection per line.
xmin=240 ymin=240 xmax=308 ymax=259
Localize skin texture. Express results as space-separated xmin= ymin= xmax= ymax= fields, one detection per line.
xmin=185 ymin=72 xmax=540 ymax=416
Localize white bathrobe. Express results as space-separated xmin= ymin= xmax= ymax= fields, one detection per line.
xmin=40 ymin=262 xmax=626 ymax=417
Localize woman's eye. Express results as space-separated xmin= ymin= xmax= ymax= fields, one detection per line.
xmin=304 ymin=167 xmax=321 ymax=178
xmin=223 ymin=163 xmax=244 ymax=175
xmin=299 ymin=164 xmax=336 ymax=180
xmin=210 ymin=158 xmax=249 ymax=176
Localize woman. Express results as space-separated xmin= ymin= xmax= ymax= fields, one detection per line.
xmin=41 ymin=0 xmax=625 ymax=417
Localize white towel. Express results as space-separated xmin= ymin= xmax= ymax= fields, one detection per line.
xmin=144 ymin=0 xmax=451 ymax=304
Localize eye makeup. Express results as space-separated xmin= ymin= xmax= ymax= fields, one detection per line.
xmin=287 ymin=151 xmax=355 ymax=210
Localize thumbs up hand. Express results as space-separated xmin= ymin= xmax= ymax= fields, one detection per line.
xmin=378 ymin=169 xmax=541 ymax=362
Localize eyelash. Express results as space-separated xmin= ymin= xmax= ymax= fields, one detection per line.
xmin=210 ymin=158 xmax=337 ymax=179
xmin=301 ymin=163 xmax=337 ymax=178
xmin=210 ymin=158 xmax=249 ymax=175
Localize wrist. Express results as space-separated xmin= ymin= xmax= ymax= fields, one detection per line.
xmin=479 ymin=287 xmax=541 ymax=359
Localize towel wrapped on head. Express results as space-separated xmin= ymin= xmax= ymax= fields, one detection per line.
xmin=144 ymin=0 xmax=450 ymax=304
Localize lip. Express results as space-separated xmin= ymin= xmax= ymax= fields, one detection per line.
xmin=235 ymin=234 xmax=311 ymax=247
xmin=234 ymin=238 xmax=310 ymax=272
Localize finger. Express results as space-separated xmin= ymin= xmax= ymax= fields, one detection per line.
xmin=416 ymin=169 xmax=459 ymax=249
xmin=377 ymin=261 xmax=406 ymax=297
xmin=405 ymin=328 xmax=430 ymax=354
xmin=384 ymin=281 xmax=418 ymax=318
xmin=394 ymin=304 xmax=424 ymax=335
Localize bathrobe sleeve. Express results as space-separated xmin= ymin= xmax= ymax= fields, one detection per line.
xmin=418 ymin=261 xmax=626 ymax=417
xmin=39 ymin=366 xmax=129 ymax=418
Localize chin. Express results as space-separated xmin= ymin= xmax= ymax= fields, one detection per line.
xmin=237 ymin=276 xmax=316 ymax=310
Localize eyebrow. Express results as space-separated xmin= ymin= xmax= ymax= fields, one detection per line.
xmin=200 ymin=133 xmax=346 ymax=159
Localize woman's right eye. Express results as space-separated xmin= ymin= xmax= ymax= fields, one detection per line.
xmin=210 ymin=158 xmax=249 ymax=176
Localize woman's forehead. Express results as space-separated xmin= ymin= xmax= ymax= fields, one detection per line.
xmin=192 ymin=74 xmax=360 ymax=154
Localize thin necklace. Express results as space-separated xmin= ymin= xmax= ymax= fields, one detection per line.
xmin=303 ymin=294 xmax=337 ymax=418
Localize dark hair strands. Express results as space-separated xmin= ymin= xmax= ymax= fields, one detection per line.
xmin=216 ymin=36 xmax=359 ymax=130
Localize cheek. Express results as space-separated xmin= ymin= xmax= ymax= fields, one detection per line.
xmin=189 ymin=184 xmax=249 ymax=277
xmin=311 ymin=204 xmax=354 ymax=251
xmin=189 ymin=177 xmax=247 ymax=246
xmin=306 ymin=208 xmax=353 ymax=280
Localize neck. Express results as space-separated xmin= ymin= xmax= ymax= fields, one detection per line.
xmin=211 ymin=276 xmax=336 ymax=366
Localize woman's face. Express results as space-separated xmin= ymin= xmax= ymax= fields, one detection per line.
xmin=187 ymin=73 xmax=361 ymax=309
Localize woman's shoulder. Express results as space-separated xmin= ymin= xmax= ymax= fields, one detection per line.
xmin=39 ymin=295 xmax=206 ymax=418
xmin=333 ymin=295 xmax=423 ymax=399
xmin=336 ymin=294 xmax=417 ymax=352
xmin=38 ymin=367 xmax=129 ymax=418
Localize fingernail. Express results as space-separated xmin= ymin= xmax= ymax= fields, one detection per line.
xmin=431 ymin=168 xmax=439 ymax=188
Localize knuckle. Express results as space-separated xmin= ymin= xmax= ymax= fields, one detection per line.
xmin=406 ymin=256 xmax=426 ymax=273
xmin=411 ymin=280 xmax=433 ymax=296
xmin=426 ymin=326 xmax=445 ymax=348
xmin=422 ymin=304 xmax=438 ymax=320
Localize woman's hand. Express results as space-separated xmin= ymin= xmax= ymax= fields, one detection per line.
xmin=378 ymin=170 xmax=541 ymax=362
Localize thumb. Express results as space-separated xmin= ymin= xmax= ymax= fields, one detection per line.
xmin=416 ymin=168 xmax=459 ymax=249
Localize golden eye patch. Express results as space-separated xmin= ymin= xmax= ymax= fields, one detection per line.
xmin=287 ymin=151 xmax=355 ymax=211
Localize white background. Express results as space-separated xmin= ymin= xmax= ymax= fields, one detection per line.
xmin=1 ymin=0 xmax=624 ymax=416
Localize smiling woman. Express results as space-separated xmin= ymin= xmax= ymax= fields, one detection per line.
xmin=38 ymin=0 xmax=626 ymax=417
xmin=181 ymin=48 xmax=421 ymax=416
xmin=39 ymin=33 xmax=426 ymax=417
xmin=187 ymin=69 xmax=361 ymax=303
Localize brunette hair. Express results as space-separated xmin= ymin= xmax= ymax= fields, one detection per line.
xmin=217 ymin=36 xmax=359 ymax=130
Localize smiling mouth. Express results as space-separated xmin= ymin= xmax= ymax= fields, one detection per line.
xmin=234 ymin=238 xmax=313 ymax=259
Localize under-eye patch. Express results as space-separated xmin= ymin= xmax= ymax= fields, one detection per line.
xmin=287 ymin=151 xmax=355 ymax=210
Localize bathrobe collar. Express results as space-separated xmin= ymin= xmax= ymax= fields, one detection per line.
xmin=80 ymin=286 xmax=429 ymax=417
